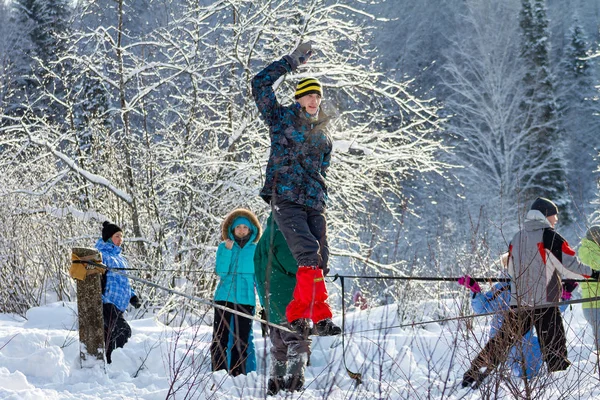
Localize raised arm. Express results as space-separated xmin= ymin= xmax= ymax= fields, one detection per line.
xmin=252 ymin=42 xmax=314 ymax=127
xmin=251 ymin=59 xmax=291 ymax=127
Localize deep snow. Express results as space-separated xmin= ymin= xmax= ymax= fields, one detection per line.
xmin=2 ymin=298 xmax=600 ymax=399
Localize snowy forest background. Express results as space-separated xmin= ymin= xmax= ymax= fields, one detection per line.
xmin=1 ymin=0 xmax=600 ymax=322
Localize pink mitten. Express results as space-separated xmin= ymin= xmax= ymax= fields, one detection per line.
xmin=561 ymin=280 xmax=578 ymax=301
xmin=458 ymin=275 xmax=481 ymax=293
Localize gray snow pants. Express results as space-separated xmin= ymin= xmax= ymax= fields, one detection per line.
xmin=269 ymin=326 xmax=311 ymax=377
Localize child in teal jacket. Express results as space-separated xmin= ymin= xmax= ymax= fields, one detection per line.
xmin=210 ymin=208 xmax=261 ymax=376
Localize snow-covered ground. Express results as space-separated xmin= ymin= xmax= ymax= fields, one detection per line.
xmin=1 ymin=300 xmax=600 ymax=399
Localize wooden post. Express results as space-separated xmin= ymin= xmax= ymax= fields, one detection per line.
xmin=72 ymin=247 xmax=105 ymax=367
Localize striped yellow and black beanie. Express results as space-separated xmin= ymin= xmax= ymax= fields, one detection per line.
xmin=294 ymin=77 xmax=323 ymax=99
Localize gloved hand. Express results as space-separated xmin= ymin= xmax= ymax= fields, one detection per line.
xmin=259 ymin=308 xmax=268 ymax=337
xmin=591 ymin=270 xmax=600 ymax=281
xmin=561 ymin=280 xmax=578 ymax=300
xmin=458 ymin=275 xmax=481 ymax=294
xmin=283 ymin=41 xmax=313 ymax=71
xmin=129 ymin=295 xmax=142 ymax=309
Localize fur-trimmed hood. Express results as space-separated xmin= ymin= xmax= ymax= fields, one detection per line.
xmin=221 ymin=208 xmax=262 ymax=243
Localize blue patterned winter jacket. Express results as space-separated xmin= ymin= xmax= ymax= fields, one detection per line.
xmin=252 ymin=58 xmax=332 ymax=211
xmin=95 ymin=238 xmax=136 ymax=312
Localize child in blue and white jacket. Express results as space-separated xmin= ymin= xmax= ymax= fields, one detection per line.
xmin=459 ymin=268 xmax=576 ymax=379
xmin=95 ymin=221 xmax=141 ymax=364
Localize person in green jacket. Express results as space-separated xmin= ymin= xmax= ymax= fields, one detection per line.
xmin=580 ymin=225 xmax=600 ymax=350
xmin=254 ymin=214 xmax=311 ymax=396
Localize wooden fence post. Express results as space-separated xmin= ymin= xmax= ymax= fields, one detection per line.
xmin=71 ymin=247 xmax=105 ymax=367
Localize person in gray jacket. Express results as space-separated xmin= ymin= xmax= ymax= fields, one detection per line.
xmin=462 ymin=197 xmax=596 ymax=388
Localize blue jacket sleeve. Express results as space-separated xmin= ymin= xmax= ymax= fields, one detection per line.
xmin=251 ymin=58 xmax=291 ymax=128
xmin=215 ymin=243 xmax=232 ymax=277
xmin=471 ymin=293 xmax=489 ymax=314
xmin=471 ymin=292 xmax=500 ymax=314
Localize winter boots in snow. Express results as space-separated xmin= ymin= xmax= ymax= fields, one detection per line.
xmin=267 ymin=353 xmax=308 ymax=396
xmin=286 ymin=374 xmax=305 ymax=392
xmin=315 ymin=318 xmax=341 ymax=336
xmin=461 ymin=369 xmax=488 ymax=389
xmin=462 ymin=357 xmax=571 ymax=390
xmin=267 ymin=377 xmax=286 ymax=396
xmin=548 ymin=358 xmax=571 ymax=373
xmin=290 ymin=318 xmax=341 ymax=337
xmin=267 ymin=375 xmax=305 ymax=396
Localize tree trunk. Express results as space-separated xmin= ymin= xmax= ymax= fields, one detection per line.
xmin=72 ymin=247 xmax=105 ymax=367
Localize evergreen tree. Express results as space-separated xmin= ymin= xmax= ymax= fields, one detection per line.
xmin=28 ymin=0 xmax=71 ymax=64
xmin=557 ymin=18 xmax=600 ymax=217
xmin=11 ymin=0 xmax=73 ymax=121
xmin=519 ymin=0 xmax=571 ymax=218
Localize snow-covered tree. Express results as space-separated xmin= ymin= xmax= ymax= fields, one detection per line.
xmin=0 ymin=3 xmax=15 ymax=117
xmin=357 ymin=0 xmax=461 ymax=98
xmin=441 ymin=1 xmax=541 ymax=226
xmin=0 ymin=0 xmax=449 ymax=314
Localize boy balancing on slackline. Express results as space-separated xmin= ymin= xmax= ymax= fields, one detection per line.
xmin=252 ymin=41 xmax=341 ymax=337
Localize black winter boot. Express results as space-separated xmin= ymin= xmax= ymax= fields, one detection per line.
xmin=461 ymin=368 xmax=487 ymax=389
xmin=267 ymin=377 xmax=286 ymax=396
xmin=315 ymin=318 xmax=342 ymax=336
xmin=548 ymin=358 xmax=571 ymax=373
xmin=285 ymin=374 xmax=305 ymax=392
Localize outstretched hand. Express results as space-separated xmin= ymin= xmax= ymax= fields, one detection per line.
xmin=561 ymin=280 xmax=578 ymax=301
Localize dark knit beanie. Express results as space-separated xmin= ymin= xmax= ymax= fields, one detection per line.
xmin=295 ymin=77 xmax=323 ymax=99
xmin=102 ymin=221 xmax=122 ymax=242
xmin=586 ymin=225 xmax=600 ymax=246
xmin=530 ymin=197 xmax=558 ymax=217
